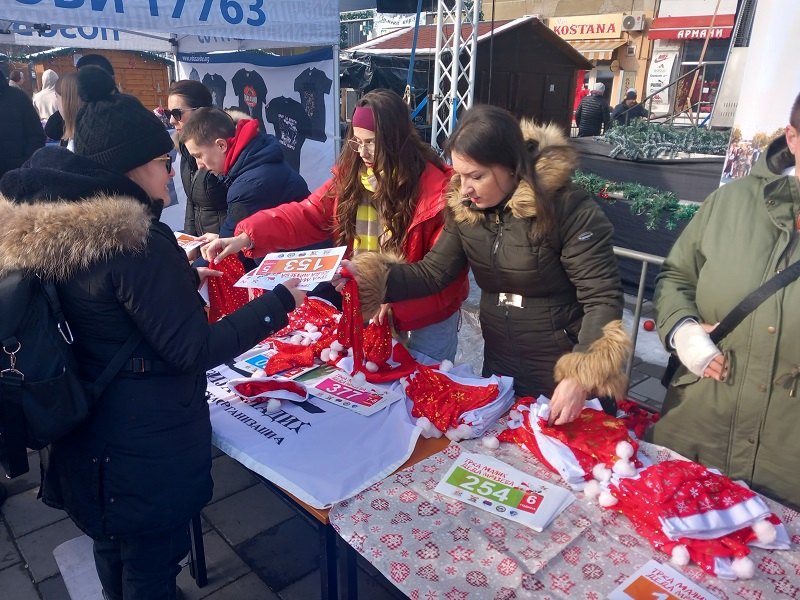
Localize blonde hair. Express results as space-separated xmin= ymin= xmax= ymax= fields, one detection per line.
xmin=56 ymin=72 xmax=83 ymax=141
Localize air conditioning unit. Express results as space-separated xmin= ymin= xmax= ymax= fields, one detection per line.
xmin=622 ymin=13 xmax=646 ymax=32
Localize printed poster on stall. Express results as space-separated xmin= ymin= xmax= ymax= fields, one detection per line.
xmin=234 ymin=246 xmax=346 ymax=291
xmin=435 ymin=453 xmax=575 ymax=531
xmin=645 ymin=49 xmax=678 ymax=114
xmin=176 ymin=49 xmax=336 ymax=191
xmin=719 ymin=0 xmax=800 ymax=185
xmin=608 ymin=560 xmax=719 ymax=600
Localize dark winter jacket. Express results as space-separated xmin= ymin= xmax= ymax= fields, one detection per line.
xmin=611 ymin=101 xmax=650 ymax=128
xmin=220 ymin=120 xmax=310 ymax=240
xmin=354 ymin=123 xmax=629 ymax=398
xmin=575 ymin=93 xmax=611 ymax=137
xmin=0 ymin=146 xmax=296 ymax=540
xmin=0 ymin=74 xmax=45 ymax=179
xmin=178 ymin=141 xmax=228 ymax=236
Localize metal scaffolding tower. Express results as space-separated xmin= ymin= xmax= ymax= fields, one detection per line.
xmin=430 ymin=0 xmax=481 ymax=151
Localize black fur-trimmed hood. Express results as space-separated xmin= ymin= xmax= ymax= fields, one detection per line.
xmin=0 ymin=146 xmax=155 ymax=281
xmin=448 ymin=121 xmax=578 ymax=225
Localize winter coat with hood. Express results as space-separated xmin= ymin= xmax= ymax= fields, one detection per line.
xmin=353 ymin=123 xmax=629 ymax=398
xmin=0 ymin=71 xmax=45 ymax=179
xmin=575 ymin=92 xmax=611 ymax=137
xmin=32 ymin=69 xmax=59 ymax=120
xmin=0 ymin=146 xmax=296 ymax=540
xmin=236 ymin=160 xmax=470 ymax=333
xmin=650 ymin=134 xmax=800 ymax=510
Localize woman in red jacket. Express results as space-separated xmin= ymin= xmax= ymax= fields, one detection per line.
xmin=202 ymin=89 xmax=469 ymax=361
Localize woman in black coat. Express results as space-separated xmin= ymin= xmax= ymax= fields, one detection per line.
xmin=0 ymin=66 xmax=303 ymax=600
xmin=168 ymin=80 xmax=229 ymax=236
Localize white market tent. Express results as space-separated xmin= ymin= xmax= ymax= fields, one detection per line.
xmin=0 ymin=1 xmax=339 ymax=52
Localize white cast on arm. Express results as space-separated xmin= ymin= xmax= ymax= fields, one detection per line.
xmin=671 ymin=320 xmax=722 ymax=377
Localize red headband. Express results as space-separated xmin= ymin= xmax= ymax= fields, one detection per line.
xmin=351 ymin=106 xmax=375 ymax=131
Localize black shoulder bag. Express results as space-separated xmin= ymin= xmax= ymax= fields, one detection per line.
xmin=661 ymin=259 xmax=800 ymax=387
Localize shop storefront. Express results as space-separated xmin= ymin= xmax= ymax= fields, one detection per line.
xmin=648 ymin=0 xmax=737 ymax=119
xmin=548 ymin=12 xmax=652 ymax=108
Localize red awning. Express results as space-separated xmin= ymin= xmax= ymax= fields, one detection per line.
xmin=649 ymin=14 xmax=735 ymax=40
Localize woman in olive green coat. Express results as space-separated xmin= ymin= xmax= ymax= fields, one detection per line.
xmin=651 ymin=113 xmax=800 ymax=510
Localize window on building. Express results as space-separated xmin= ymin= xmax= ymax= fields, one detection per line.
xmin=676 ymin=39 xmax=729 ymax=115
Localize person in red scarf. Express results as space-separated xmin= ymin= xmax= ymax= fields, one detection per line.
xmin=201 ymin=90 xmax=469 ymax=362
xmin=179 ymin=107 xmax=315 ymax=271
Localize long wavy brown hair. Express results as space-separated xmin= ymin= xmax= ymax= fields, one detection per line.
xmin=332 ymin=89 xmax=443 ymax=252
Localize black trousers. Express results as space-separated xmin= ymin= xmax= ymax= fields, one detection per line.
xmin=93 ymin=522 xmax=189 ymax=600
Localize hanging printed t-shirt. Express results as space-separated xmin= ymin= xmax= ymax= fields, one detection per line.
xmin=202 ymin=73 xmax=228 ymax=109
xmin=189 ymin=68 xmax=200 ymax=82
xmin=294 ymin=67 xmax=333 ymax=143
xmin=231 ymin=69 xmax=267 ymax=132
xmin=265 ymin=96 xmax=312 ymax=173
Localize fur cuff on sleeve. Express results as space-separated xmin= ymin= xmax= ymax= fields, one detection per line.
xmin=553 ymin=320 xmax=631 ymax=399
xmin=351 ymin=252 xmax=405 ymax=320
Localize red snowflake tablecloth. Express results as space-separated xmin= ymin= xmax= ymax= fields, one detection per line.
xmin=330 ymin=425 xmax=800 ymax=600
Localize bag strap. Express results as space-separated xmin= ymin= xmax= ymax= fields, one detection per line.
xmin=662 ymin=259 xmax=800 ymax=388
xmin=41 ymin=281 xmax=144 ymax=399
xmin=709 ymin=259 xmax=800 ymax=344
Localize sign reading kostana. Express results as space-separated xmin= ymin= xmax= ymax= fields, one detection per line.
xmin=8 ymin=0 xmax=339 ymax=46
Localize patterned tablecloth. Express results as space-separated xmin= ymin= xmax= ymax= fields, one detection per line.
xmin=330 ymin=423 xmax=800 ymax=600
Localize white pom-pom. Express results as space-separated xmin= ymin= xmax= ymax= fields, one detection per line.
xmin=301 ymin=336 xmax=312 ymax=346
xmin=351 ymin=371 xmax=367 ymax=386
xmin=252 ymin=368 xmax=267 ymax=378
xmin=731 ymin=556 xmax=755 ymax=580
xmin=509 ymin=409 xmax=521 ymax=421
xmin=445 ymin=424 xmax=473 ymax=442
xmin=598 ymin=491 xmax=618 ymax=507
xmin=416 ymin=417 xmax=442 ymax=438
xmin=330 ymin=340 xmax=344 ymax=352
xmin=616 ymin=441 xmax=635 ymax=461
xmin=400 ymin=377 xmax=410 ymax=390
xmin=265 ymin=399 xmax=282 ymax=414
xmin=752 ymin=519 xmax=777 ymax=544
xmin=365 ymin=361 xmax=379 ymax=373
xmin=583 ymin=479 xmax=602 ymax=500
xmin=482 ymin=435 xmax=500 ymax=450
xmin=333 ymin=313 xmax=342 ymax=322
xmin=347 ymin=347 xmax=354 ymax=356
xmin=290 ymin=334 xmax=303 ymax=345
xmin=592 ymin=464 xmax=612 ymax=482
xmin=320 ymin=348 xmax=331 ymax=362
xmin=439 ymin=359 xmax=454 ymax=373
xmin=304 ymin=323 xmax=318 ymax=333
xmin=670 ymin=545 xmax=690 ymax=567
xmin=330 ymin=350 xmax=340 ymax=361
xmin=612 ymin=459 xmax=637 ymax=478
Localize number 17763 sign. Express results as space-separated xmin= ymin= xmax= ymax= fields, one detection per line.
xmin=234 ymin=247 xmax=347 ymax=291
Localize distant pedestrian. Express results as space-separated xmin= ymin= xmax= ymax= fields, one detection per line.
xmin=9 ymin=69 xmax=25 ymax=91
xmin=0 ymin=61 xmax=45 ymax=179
xmin=611 ymin=89 xmax=652 ymax=127
xmin=575 ymin=83 xmax=611 ymax=137
xmin=32 ymin=69 xmax=59 ymax=120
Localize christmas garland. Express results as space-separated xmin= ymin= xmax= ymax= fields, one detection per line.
xmin=572 ymin=170 xmax=699 ymax=231
xmin=600 ymin=121 xmax=730 ymax=160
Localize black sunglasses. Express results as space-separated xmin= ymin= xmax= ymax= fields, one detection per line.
xmin=154 ymin=155 xmax=174 ymax=173
xmin=167 ymin=107 xmax=197 ymax=121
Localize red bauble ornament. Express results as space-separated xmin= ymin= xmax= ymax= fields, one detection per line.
xmin=643 ymin=319 xmax=655 ymax=332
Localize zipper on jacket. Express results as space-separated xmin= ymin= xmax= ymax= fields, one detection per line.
xmin=491 ymin=211 xmax=504 ymax=289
